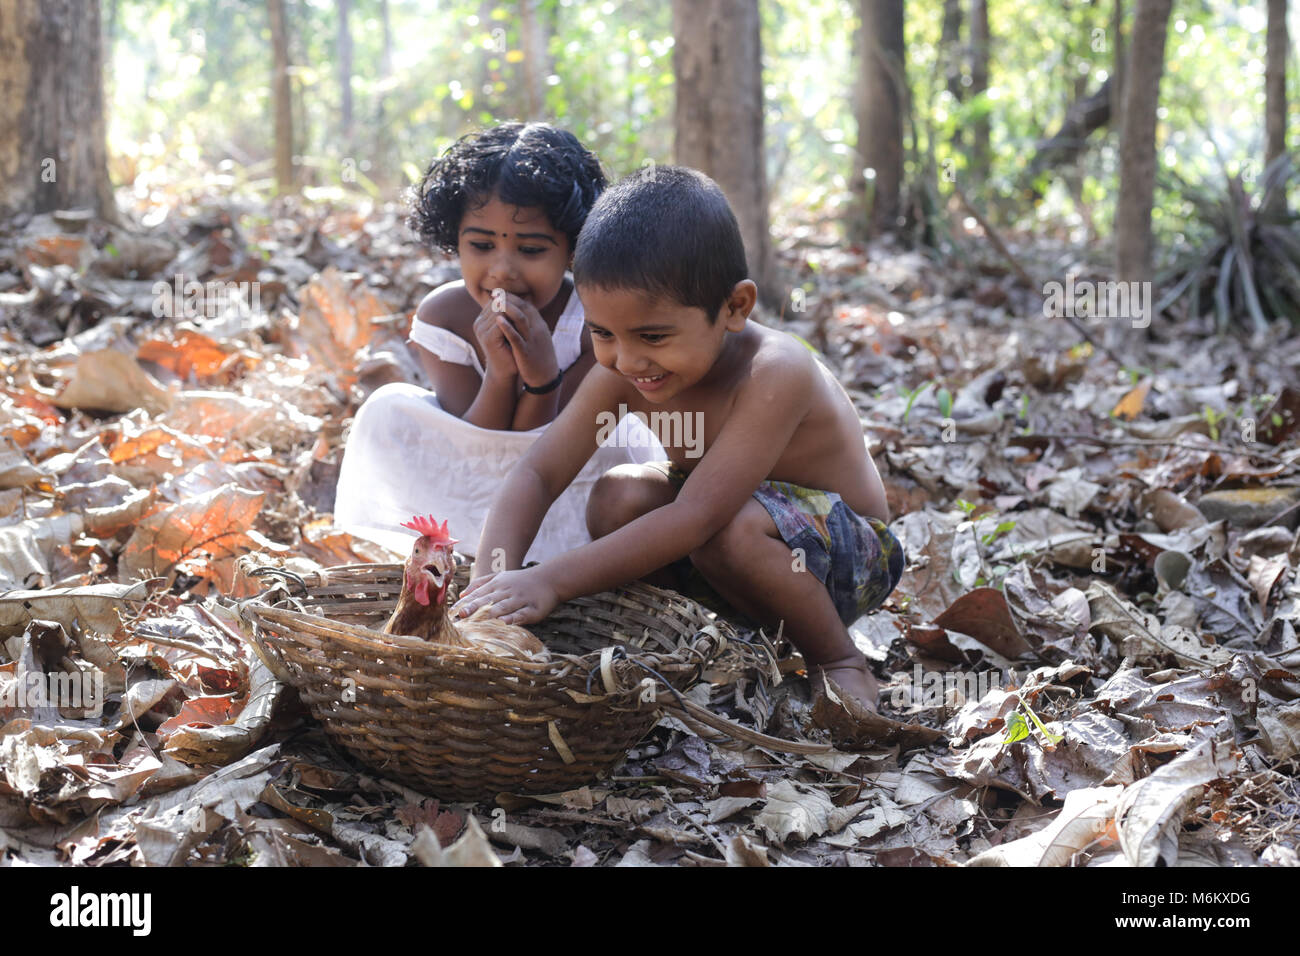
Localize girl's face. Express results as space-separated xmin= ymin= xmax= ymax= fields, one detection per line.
xmin=457 ymin=194 xmax=571 ymax=315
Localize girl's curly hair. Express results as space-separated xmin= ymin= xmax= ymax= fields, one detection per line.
xmin=407 ymin=122 xmax=608 ymax=255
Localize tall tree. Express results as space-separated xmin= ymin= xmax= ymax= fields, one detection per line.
xmin=268 ymin=0 xmax=294 ymax=194
xmin=1115 ymin=0 xmax=1173 ymax=290
xmin=1264 ymin=0 xmax=1288 ymax=176
xmin=969 ymin=0 xmax=990 ymax=186
xmin=338 ymin=0 xmax=354 ymax=146
xmin=518 ymin=0 xmax=550 ymax=120
xmin=672 ymin=0 xmax=774 ymax=303
xmin=1110 ymin=0 xmax=1125 ymax=130
xmin=941 ymin=0 xmax=964 ymax=102
xmin=941 ymin=0 xmax=964 ymax=156
xmin=852 ymin=0 xmax=905 ymax=238
xmin=0 ymin=0 xmax=116 ymax=220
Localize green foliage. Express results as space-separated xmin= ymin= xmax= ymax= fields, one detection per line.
xmin=103 ymin=0 xmax=1298 ymax=246
xmin=1156 ymin=155 xmax=1300 ymax=332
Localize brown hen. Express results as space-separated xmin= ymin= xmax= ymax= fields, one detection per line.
xmin=382 ymin=515 xmax=549 ymax=662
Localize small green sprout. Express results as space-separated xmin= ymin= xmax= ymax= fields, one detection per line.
xmin=1000 ymin=699 xmax=1063 ymax=747
xmin=900 ymin=382 xmax=932 ymax=423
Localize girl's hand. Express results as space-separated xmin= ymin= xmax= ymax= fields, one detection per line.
xmin=452 ymin=566 xmax=559 ymax=626
xmin=472 ymin=300 xmax=519 ymax=381
xmin=492 ymin=293 xmax=561 ymax=391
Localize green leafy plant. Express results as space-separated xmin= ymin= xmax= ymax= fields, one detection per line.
xmin=999 ymin=698 xmax=1063 ymax=747
xmin=953 ymin=502 xmax=1018 ymax=590
xmin=1196 ymin=408 xmax=1227 ymax=444
xmin=900 ymin=382 xmax=932 ymax=423
xmin=936 ymin=386 xmax=952 ymax=419
xmin=899 ymin=381 xmax=952 ymax=424
xmin=1157 ymin=155 xmax=1300 ymax=334
xmin=980 ymin=519 xmax=1017 ymax=548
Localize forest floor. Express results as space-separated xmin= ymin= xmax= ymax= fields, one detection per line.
xmin=0 ymin=194 xmax=1298 ymax=867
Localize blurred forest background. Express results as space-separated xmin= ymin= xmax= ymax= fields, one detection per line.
xmin=3 ymin=0 xmax=1296 ymax=332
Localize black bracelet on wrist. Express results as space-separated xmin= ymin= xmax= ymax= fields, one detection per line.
xmin=521 ymin=368 xmax=564 ymax=394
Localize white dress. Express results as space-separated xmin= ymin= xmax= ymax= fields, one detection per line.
xmin=333 ymin=283 xmax=666 ymax=562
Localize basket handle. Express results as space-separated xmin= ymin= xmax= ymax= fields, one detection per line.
xmin=658 ymin=696 xmax=832 ymax=755
xmin=232 ymin=597 xmax=295 ymax=684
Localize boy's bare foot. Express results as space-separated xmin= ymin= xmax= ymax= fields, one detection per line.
xmin=808 ymin=653 xmax=879 ymax=714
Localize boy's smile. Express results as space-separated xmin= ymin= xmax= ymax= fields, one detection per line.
xmin=577 ymin=282 xmax=755 ymax=403
xmin=458 ymin=194 xmax=571 ymax=318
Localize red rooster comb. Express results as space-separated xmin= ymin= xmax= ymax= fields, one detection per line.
xmin=400 ymin=515 xmax=459 ymax=546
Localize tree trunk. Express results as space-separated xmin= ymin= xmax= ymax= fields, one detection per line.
xmin=0 ymin=0 xmax=116 ymax=220
xmin=1264 ymin=0 xmax=1288 ymax=174
xmin=293 ymin=0 xmax=310 ymax=183
xmin=1115 ymin=0 xmax=1172 ymax=290
xmin=941 ymin=0 xmax=964 ymax=102
xmin=969 ymin=0 xmax=990 ymax=186
xmin=268 ymin=0 xmax=294 ymax=194
xmin=338 ymin=0 xmax=353 ymax=146
xmin=941 ymin=0 xmax=964 ymax=156
xmin=672 ymin=0 xmax=774 ymax=304
xmin=518 ymin=0 xmax=550 ymax=120
xmin=1110 ymin=0 xmax=1125 ymax=132
xmin=852 ymin=0 xmax=905 ymax=239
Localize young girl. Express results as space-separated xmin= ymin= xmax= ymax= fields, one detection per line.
xmin=334 ymin=122 xmax=663 ymax=561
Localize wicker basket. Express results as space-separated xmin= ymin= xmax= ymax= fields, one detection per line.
xmin=237 ymin=560 xmax=779 ymax=801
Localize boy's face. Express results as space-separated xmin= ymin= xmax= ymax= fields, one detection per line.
xmin=458 ymin=193 xmax=571 ymax=312
xmin=578 ymin=281 xmax=754 ymax=403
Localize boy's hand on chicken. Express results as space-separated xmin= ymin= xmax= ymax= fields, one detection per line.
xmin=489 ymin=291 xmax=561 ymax=390
xmin=453 ymin=565 xmax=560 ymax=627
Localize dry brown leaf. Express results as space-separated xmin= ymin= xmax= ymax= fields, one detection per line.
xmin=1256 ymin=700 xmax=1300 ymax=760
xmin=286 ymin=267 xmax=394 ymax=387
xmin=54 ymin=349 xmax=172 ymax=416
xmin=753 ymin=779 xmax=836 ymax=844
xmin=967 ymin=785 xmax=1122 ymax=867
xmin=1116 ymin=734 xmax=1239 ymax=866
xmin=163 ymin=391 xmax=323 ymax=449
xmin=120 ymin=485 xmax=266 ymax=591
xmin=0 ymin=436 xmax=52 ymax=491
xmin=0 ymin=513 xmax=84 ymax=591
xmin=25 ymin=235 xmax=84 ymax=268
xmin=136 ymin=330 xmax=230 ymax=380
xmin=0 ymin=580 xmax=149 ymax=640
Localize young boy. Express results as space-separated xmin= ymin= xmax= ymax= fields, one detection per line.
xmin=453 ymin=166 xmax=904 ymax=717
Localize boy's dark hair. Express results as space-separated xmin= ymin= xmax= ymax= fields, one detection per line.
xmin=572 ymin=165 xmax=747 ymax=321
xmin=407 ymin=122 xmax=607 ymax=254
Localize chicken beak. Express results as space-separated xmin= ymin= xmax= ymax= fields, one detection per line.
xmin=430 ymin=549 xmax=454 ymax=577
xmin=420 ymin=548 xmax=454 ymax=605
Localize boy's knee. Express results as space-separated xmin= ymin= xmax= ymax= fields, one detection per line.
xmin=690 ymin=501 xmax=770 ymax=570
xmin=586 ymin=465 xmax=666 ymax=539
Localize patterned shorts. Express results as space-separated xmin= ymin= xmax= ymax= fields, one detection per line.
xmin=646 ymin=462 xmax=905 ymax=626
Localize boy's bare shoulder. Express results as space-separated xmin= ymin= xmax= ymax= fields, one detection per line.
xmin=736 ymin=321 xmax=819 ymax=394
xmin=414 ymin=280 xmax=479 ymax=333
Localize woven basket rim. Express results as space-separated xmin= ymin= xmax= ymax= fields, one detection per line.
xmin=238 ymin=560 xmax=739 ymax=682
